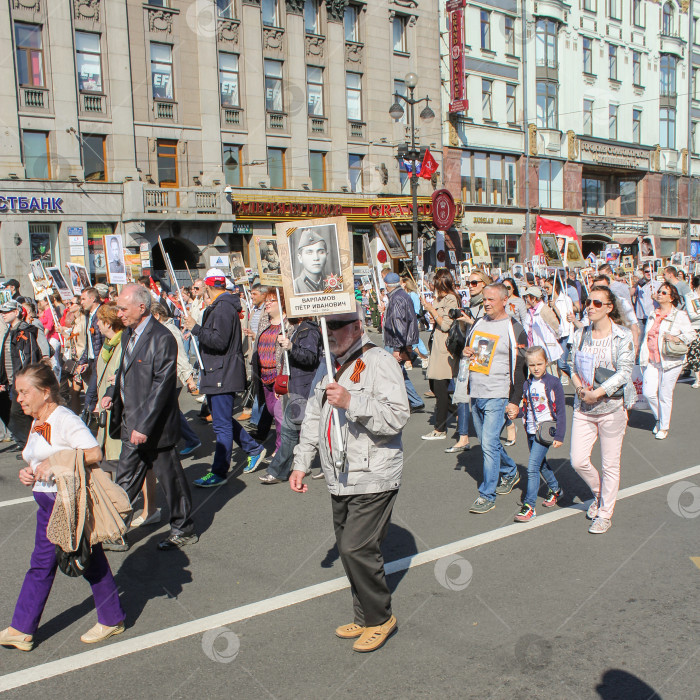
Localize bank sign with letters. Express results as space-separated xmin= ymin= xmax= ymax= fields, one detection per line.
xmin=0 ymin=195 xmax=63 ymax=213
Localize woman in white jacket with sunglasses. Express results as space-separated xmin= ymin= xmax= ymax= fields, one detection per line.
xmin=639 ymin=282 xmax=695 ymax=440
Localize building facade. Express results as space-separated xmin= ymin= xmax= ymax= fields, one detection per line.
xmin=441 ymin=0 xmax=700 ymax=267
xmin=0 ymin=0 xmax=442 ymax=285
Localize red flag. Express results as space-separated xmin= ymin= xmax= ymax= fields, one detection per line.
xmin=148 ymin=276 xmax=161 ymax=300
xmin=419 ymin=148 xmax=438 ymax=179
xmin=534 ymin=216 xmax=579 ymax=255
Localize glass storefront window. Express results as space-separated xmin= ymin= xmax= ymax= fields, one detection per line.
xmin=487 ymin=234 xmax=520 ymax=269
xmin=619 ymin=180 xmax=637 ymax=216
xmin=461 ymin=151 xmax=518 ymax=206
xmin=582 ymin=177 xmax=605 ymax=215
xmin=29 ymin=223 xmax=56 ymax=267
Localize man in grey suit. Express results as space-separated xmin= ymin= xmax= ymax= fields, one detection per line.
xmin=102 ymin=283 xmax=196 ymax=551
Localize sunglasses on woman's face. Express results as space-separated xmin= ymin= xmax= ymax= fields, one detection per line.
xmin=468 ymin=280 xmax=483 ymax=287
xmin=657 ymin=290 xmax=670 ymax=296
xmin=585 ymin=298 xmax=609 ymax=309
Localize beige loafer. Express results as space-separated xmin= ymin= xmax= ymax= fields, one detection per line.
xmin=335 ymin=622 xmax=364 ymax=639
xmin=80 ymin=621 xmax=125 ymax=644
xmin=352 ymin=615 xmax=397 ymax=653
xmin=0 ymin=627 xmax=34 ymax=652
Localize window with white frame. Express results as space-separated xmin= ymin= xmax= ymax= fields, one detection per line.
xmin=633 ymin=108 xmax=642 ymax=144
xmin=392 ymin=15 xmax=408 ymax=53
xmin=609 ymin=104 xmax=618 ymax=139
xmin=480 ymin=11 xmax=491 ymax=50
xmin=609 ymin=44 xmax=618 ymax=80
xmin=346 ymin=72 xmax=362 ymax=121
xmin=307 ymin=66 xmax=323 ymax=116
xmin=538 ymin=159 xmax=563 ymax=209
xmin=660 ymin=107 xmax=676 ymax=148
xmin=583 ymin=99 xmax=593 ymax=135
xmin=506 ymin=83 xmax=516 ymax=124
xmin=536 ymin=81 xmax=557 ymax=129
xmin=535 ymin=20 xmax=557 ymax=68
xmin=481 ymin=79 xmax=493 ymax=121
xmin=633 ymin=51 xmax=642 ymax=86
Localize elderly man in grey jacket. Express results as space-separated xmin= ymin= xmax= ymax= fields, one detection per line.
xmin=290 ymin=305 xmax=409 ymax=653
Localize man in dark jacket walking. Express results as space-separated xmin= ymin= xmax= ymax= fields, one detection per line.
xmin=0 ymin=299 xmax=42 ymax=445
xmin=382 ymin=273 xmax=424 ymax=412
xmin=183 ymin=269 xmax=266 ymax=487
xmin=259 ymin=318 xmax=322 ymax=484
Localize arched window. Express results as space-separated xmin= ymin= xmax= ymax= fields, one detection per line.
xmin=663 ymin=2 xmax=674 ymax=35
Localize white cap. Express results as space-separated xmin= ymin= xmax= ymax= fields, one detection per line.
xmin=205 ymin=268 xmax=224 ymax=279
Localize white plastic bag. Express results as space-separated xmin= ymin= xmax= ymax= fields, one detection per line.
xmin=630 ymin=365 xmax=649 ymax=410
xmin=453 ymin=358 xmax=470 ymax=404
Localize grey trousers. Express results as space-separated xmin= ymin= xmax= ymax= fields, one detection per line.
xmin=331 ymin=489 xmax=398 ymax=627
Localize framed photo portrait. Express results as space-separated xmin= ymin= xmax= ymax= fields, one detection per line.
xmin=512 ymin=263 xmax=525 ymax=281
xmin=638 ymin=236 xmax=656 ymax=261
xmin=104 ymin=234 xmax=127 ymax=284
xmin=670 ymin=251 xmax=684 ymax=266
xmin=30 ymin=259 xmax=49 ymax=286
xmin=469 ymin=232 xmax=491 ymax=264
xmin=564 ymin=239 xmax=585 ymax=269
xmin=539 ymin=233 xmax=564 ymax=268
xmin=276 ymin=216 xmax=355 ymax=317
xmin=254 ymin=235 xmax=283 ymax=287
xmin=468 ymin=330 xmax=500 ymax=375
xmin=374 ymin=222 xmax=408 ymax=260
xmin=46 ymin=266 xmax=73 ymax=301
xmin=229 ymin=252 xmax=248 ymax=285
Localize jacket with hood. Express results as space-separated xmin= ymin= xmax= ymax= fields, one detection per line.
xmin=191 ymin=291 xmax=246 ymax=394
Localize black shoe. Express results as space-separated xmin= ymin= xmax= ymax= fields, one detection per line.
xmin=157 ymin=533 xmax=199 ymax=551
xmin=102 ymin=536 xmax=130 ymax=552
xmin=410 ymin=404 xmax=426 ymax=414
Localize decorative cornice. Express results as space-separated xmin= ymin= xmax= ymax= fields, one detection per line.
xmin=345 ymin=41 xmax=363 ymax=67
xmin=148 ymin=8 xmax=174 ymax=34
xmin=263 ymin=26 xmax=285 ymax=52
xmin=73 ymin=0 xmax=100 ymax=22
xmin=286 ymin=0 xmax=304 ymax=14
xmin=12 ymin=0 xmax=40 ymax=11
xmin=217 ymin=18 xmax=240 ymax=44
xmin=306 ymin=34 xmax=325 ymax=59
xmin=390 ymin=0 xmax=418 ymax=7
xmin=325 ymin=0 xmax=346 ymax=23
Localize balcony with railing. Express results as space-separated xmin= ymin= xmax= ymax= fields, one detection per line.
xmin=348 ymin=121 xmax=366 ymax=141
xmin=222 ymin=107 xmax=243 ymax=128
xmin=309 ymin=115 xmax=327 ymax=136
xmin=20 ymin=86 xmax=49 ymax=110
xmin=659 ymin=31 xmax=685 ymax=58
xmin=154 ymin=101 xmax=177 ymax=121
xmin=266 ymin=112 xmax=287 ymax=132
xmin=143 ymin=188 xmax=219 ymax=213
xmin=82 ymin=94 xmax=105 ymax=114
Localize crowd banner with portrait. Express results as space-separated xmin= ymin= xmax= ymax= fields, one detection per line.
xmin=27 ymin=270 xmax=63 ymax=346
xmin=362 ymin=233 xmax=381 ymax=301
xmin=30 ymin=259 xmax=51 ymax=289
xmin=469 ymin=231 xmax=491 ymax=265
xmin=254 ymin=235 xmax=283 ymax=287
xmin=468 ymin=330 xmax=499 ymax=375
xmin=46 ymin=267 xmax=73 ymax=302
xmin=229 ymin=252 xmax=248 ymax=285
xmin=563 ymin=238 xmax=585 ymax=269
xmin=539 ymin=232 xmax=564 ymax=269
xmin=276 ymin=216 xmax=355 ymax=318
xmin=276 ymin=216 xmax=356 ymax=470
xmin=374 ymin=222 xmax=409 ymax=260
xmin=637 ymin=235 xmax=656 ymax=262
xmin=104 ymin=234 xmax=127 ymax=285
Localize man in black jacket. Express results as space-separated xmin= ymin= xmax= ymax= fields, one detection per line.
xmin=382 ymin=273 xmax=424 ymax=412
xmin=183 ymin=270 xmax=266 ymax=488
xmin=0 ymin=300 xmax=42 ymax=445
xmin=102 ymin=284 xmax=196 ymax=551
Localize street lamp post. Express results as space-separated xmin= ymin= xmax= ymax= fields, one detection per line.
xmin=389 ymin=72 xmax=435 ymax=275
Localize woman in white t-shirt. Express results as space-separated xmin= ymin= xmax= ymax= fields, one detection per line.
xmin=0 ymin=364 xmax=125 ymax=652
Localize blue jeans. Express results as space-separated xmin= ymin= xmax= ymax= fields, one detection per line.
xmin=208 ymin=393 xmax=263 ymax=477
xmin=250 ymin=394 xmax=263 ymax=427
xmin=556 ymin=339 xmax=572 ymax=377
xmin=384 ymin=345 xmax=423 ymax=408
xmin=179 ymin=410 xmax=200 ymax=447
xmin=471 ymin=398 xmax=518 ymax=502
xmin=457 ymin=401 xmax=470 ymax=437
xmin=524 ymin=434 xmax=560 ymax=508
xmin=266 ymin=398 xmax=304 ymax=480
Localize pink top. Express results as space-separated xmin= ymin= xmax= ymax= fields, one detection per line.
xmin=40 ymin=307 xmax=58 ymax=342
xmin=646 ymin=312 xmax=668 ymax=364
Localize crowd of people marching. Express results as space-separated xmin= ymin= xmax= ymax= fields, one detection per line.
xmin=0 ymin=257 xmax=698 ymax=654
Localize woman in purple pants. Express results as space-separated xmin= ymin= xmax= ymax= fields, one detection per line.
xmin=0 ymin=364 xmax=124 ymax=652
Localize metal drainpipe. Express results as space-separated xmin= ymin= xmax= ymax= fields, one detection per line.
xmin=521 ymin=0 xmax=531 ymax=261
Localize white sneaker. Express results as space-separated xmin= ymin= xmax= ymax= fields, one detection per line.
xmin=421 ymin=431 xmax=447 ymax=440
xmin=655 ymin=429 xmax=668 ymax=440
xmin=652 ymin=422 xmax=660 ymax=435
xmin=196 ymin=395 xmax=206 ymax=403
xmin=421 ymin=358 xmax=429 ymax=369
xmin=588 ymin=517 xmax=611 ymax=534
xmin=692 ymin=381 xmax=700 ymax=389
xmin=586 ymin=497 xmax=599 ymax=520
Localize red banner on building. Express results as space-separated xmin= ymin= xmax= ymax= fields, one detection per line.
xmin=448 ymin=4 xmax=467 ymax=114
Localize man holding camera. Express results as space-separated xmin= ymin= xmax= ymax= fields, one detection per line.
xmin=382 ymin=273 xmax=424 ymax=413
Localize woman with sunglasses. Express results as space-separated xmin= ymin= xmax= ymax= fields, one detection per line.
xmin=639 ymin=282 xmax=695 ymax=440
xmin=683 ymin=275 xmax=700 ymax=388
xmin=421 ymin=269 xmax=461 ymax=440
xmin=570 ymin=287 xmax=636 ymax=534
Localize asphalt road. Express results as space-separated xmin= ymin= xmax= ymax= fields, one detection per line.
xmin=1 ymin=330 xmax=699 ymax=699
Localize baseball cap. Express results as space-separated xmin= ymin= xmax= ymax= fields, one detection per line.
xmin=0 ymin=300 xmax=21 ymax=313
xmin=384 ymin=272 xmax=400 ymax=285
xmin=5 ymin=279 xmax=20 ymax=289
xmin=523 ymin=286 xmax=543 ymax=299
xmin=204 ymin=268 xmax=227 ymax=288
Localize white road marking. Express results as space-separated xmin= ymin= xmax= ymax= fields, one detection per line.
xmin=2 ymin=463 xmax=699 ymax=692
xmin=0 ymin=496 xmax=34 ymax=509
